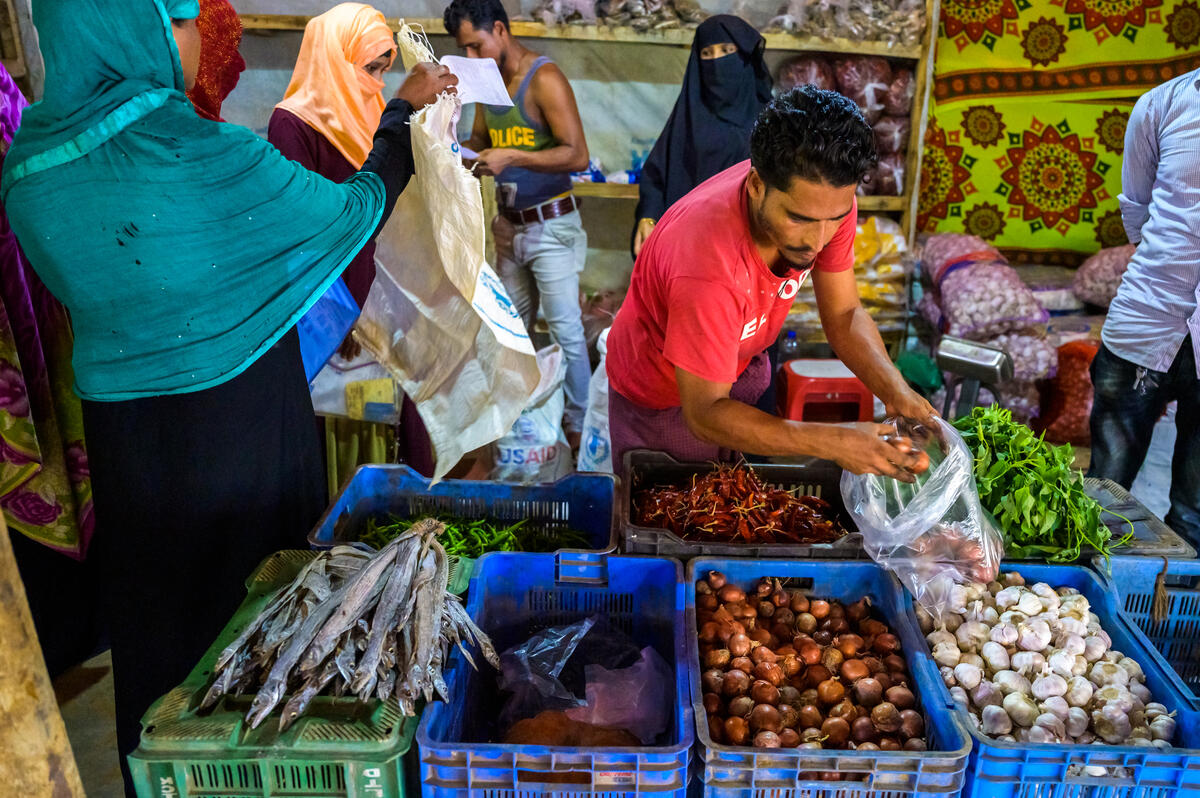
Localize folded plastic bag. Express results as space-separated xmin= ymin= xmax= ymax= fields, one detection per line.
xmin=840 ymin=417 xmax=1003 ymax=617
xmin=564 ymin=646 xmax=672 ymax=744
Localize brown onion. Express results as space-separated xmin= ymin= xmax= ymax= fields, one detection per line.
xmin=903 ymin=737 xmax=927 ymax=751
xmin=703 ymin=649 xmax=731 ymax=669
xmin=862 ymin=656 xmax=885 ymax=674
xmin=751 ymin=646 xmax=777 ymax=665
xmin=790 ymin=592 xmax=810 ymax=614
xmin=707 ymin=571 xmax=727 ymax=590
xmin=799 ymin=688 xmax=819 ymax=706
xmin=841 ymin=659 xmax=870 ymax=683
xmin=703 ymin=693 xmax=722 ymax=714
xmin=778 ymin=685 xmax=802 ymax=706
xmin=886 ymin=685 xmax=915 ymax=710
xmin=822 ymin=716 xmax=851 ymax=747
xmin=872 ymin=634 xmax=900 ymax=655
xmin=806 ymin=664 xmax=832 ymax=688
xmin=750 ymin=704 xmax=783 ymax=733
xmin=735 ymin=603 xmax=758 ymax=620
xmin=813 ymin=630 xmax=833 ymax=646
xmin=853 ymin=677 xmax=883 ymax=707
xmin=779 ymin=728 xmax=801 ymax=747
xmin=776 ymin=644 xmax=796 ymax=656
xmin=859 ymin=619 xmax=888 ymax=637
xmin=846 ymin=597 xmax=871 ymax=624
xmin=702 ymin=668 xmax=725 ymax=694
xmin=883 ymin=654 xmax=907 ymax=673
xmin=772 ymin=586 xmax=790 ymax=608
xmin=829 ymin=699 xmax=857 ymax=720
xmin=899 ymin=709 xmax=924 ymax=740
xmin=773 ymin=608 xmax=795 ymax=628
xmin=696 ymin=579 xmax=713 ymax=596
xmin=851 ymin=715 xmax=878 ymax=743
xmin=798 ymin=704 xmax=824 ymax=729
xmin=755 ymin=578 xmax=773 ymax=598
xmin=758 ymin=600 xmax=776 ymax=618
xmin=817 ymin=678 xmax=845 ymax=707
xmin=798 ymin=641 xmax=822 ymax=665
xmin=855 ymin=741 xmax=881 ymax=751
xmin=781 ymin=655 xmax=802 ymax=678
xmin=796 ymin=613 xmax=817 ymax=634
xmin=874 ymin=673 xmax=893 ymax=692
xmin=829 ymin=601 xmax=845 ymax=618
xmin=751 ymin=680 xmax=780 ymax=705
xmin=836 ymin=634 xmax=865 ymax=658
xmin=871 ymin=702 xmax=902 ymax=733
xmin=722 ymin=670 xmax=751 ymax=696
xmin=800 ymin=726 xmax=825 ymax=743
xmin=754 ymin=731 xmax=782 ymax=748
xmin=730 ymin=656 xmax=754 ymax=674
xmin=718 ymin=585 xmax=746 ymax=603
xmin=728 ymin=634 xmax=752 ymax=657
xmin=809 ymin=600 xmax=830 ymax=620
xmin=878 ymin=736 xmax=901 ymax=750
xmin=708 ymin=715 xmax=724 ymax=744
xmin=698 ymin=594 xmax=719 ymax=612
xmin=699 ymin=622 xmax=720 ymax=644
xmin=821 ymin=647 xmax=845 ymax=673
xmin=748 ymin=627 xmax=772 ymax=647
xmin=755 ymin=662 xmax=784 ymax=686
xmin=728 ymin=695 xmax=755 ymax=717
xmin=770 ymin=622 xmax=793 ymax=642
xmin=825 ymin=617 xmax=851 ymax=635
xmin=724 ymin=716 xmax=749 ymax=745
xmin=778 ymin=703 xmax=800 ymax=729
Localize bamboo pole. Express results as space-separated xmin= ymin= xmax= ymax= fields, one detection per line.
xmin=0 ymin=518 xmax=85 ymax=798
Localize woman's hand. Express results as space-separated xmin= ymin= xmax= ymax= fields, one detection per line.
xmin=396 ymin=62 xmax=458 ymax=109
xmin=633 ymin=218 xmax=656 ymax=256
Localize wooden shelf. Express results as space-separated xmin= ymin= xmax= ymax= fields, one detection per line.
xmin=572 ymin=182 xmax=905 ymax=211
xmin=238 ymin=14 xmax=922 ymax=59
xmin=573 ymin=182 xmax=638 ymax=199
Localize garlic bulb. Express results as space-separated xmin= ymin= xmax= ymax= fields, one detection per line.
xmin=1089 ymin=661 xmax=1129 ymax=687
xmin=1032 ymin=671 xmax=1068 ymax=700
xmin=940 ymin=665 xmax=957 ymax=688
xmin=971 ymin=680 xmax=1003 ymax=709
xmin=933 ymin=641 xmax=962 ymax=668
xmin=995 ymin=586 xmax=1023 ymax=609
xmin=1150 ymin=714 xmax=1176 ymax=742
xmin=1017 ymin=619 xmax=1052 ymax=651
xmin=926 ymin=628 xmax=956 ymax=649
xmin=994 ymin=670 xmax=1032 ymax=696
xmin=1011 ymin=651 xmax=1045 ymax=675
xmin=956 ymin=621 xmax=991 ymax=653
xmin=1016 ymin=592 xmax=1045 ymax=616
xmin=982 ymin=704 xmax=1013 ymax=735
xmin=1092 ymin=703 xmax=1133 ymax=744
xmin=1117 ymin=656 xmax=1145 ymax=683
xmin=1003 ymin=692 xmax=1039 ymax=727
xmin=981 ymin=641 xmax=1010 ymax=672
xmin=1038 ymin=695 xmax=1069 ymax=720
xmin=990 ymin=622 xmax=1018 ymax=647
xmin=1082 ymin=636 xmax=1107 ymax=662
xmin=954 ymin=662 xmax=983 ymax=690
xmin=950 ymin=685 xmax=969 ymax=706
xmin=1058 ymin=634 xmax=1085 ymax=658
xmin=1064 ymin=676 xmax=1093 ymax=708
xmin=1065 ymin=706 xmax=1090 ymax=737
xmin=1048 ymin=649 xmax=1077 ymax=679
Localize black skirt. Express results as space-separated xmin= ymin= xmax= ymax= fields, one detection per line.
xmin=82 ymin=328 xmax=325 ymax=796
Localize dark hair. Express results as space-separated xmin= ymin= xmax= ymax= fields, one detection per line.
xmin=750 ymin=86 xmax=878 ymax=191
xmin=443 ymin=0 xmax=509 ymax=36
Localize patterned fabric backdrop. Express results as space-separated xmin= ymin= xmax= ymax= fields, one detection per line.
xmin=921 ymin=0 xmax=1200 ymax=263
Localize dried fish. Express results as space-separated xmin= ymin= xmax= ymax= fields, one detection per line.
xmin=204 ymin=518 xmax=496 ymax=730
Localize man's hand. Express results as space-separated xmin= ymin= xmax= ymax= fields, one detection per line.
xmin=827 ymin=423 xmax=929 ymax=482
xmin=884 ymin=385 xmax=939 ymax=427
xmin=633 ymin=218 xmax=656 ymax=256
xmin=473 ymin=148 xmax=521 ymax=176
xmin=395 ymin=62 xmax=458 ymax=109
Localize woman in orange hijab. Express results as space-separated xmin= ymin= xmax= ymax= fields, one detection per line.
xmin=269 ymin=3 xmax=434 ymax=486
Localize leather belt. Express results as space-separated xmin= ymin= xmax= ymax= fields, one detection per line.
xmin=502 ymin=194 xmax=580 ymax=226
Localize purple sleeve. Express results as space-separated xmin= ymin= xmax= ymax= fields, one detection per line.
xmin=267 ymin=108 xmax=323 ymax=172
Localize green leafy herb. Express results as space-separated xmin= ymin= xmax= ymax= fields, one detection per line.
xmin=953 ymin=405 xmax=1132 ymax=563
xmin=359 ymin=514 xmax=590 ymax=557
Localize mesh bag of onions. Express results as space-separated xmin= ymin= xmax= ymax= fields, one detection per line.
xmin=1072 ymin=244 xmax=1136 ymax=307
xmin=939 ymin=260 xmax=1049 ymax=340
xmin=840 ymin=417 xmax=1004 ymax=619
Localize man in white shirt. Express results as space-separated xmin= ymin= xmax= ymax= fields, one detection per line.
xmin=1089 ymin=68 xmax=1200 ymax=550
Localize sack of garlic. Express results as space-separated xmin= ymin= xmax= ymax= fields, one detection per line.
xmin=915 ymin=571 xmax=1176 ymax=750
xmin=840 ymin=417 xmax=1004 ymax=619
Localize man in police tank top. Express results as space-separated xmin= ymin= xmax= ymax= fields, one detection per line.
xmin=445 ymin=0 xmax=592 ymax=453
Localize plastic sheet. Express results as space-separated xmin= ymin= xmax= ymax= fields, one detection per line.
xmin=840 ymin=417 xmax=1004 ymax=618
xmin=834 ymin=56 xmax=892 ymax=124
xmin=564 ymin=646 xmax=673 ymax=744
xmin=776 ymin=54 xmax=837 ymax=92
xmin=1072 ymin=244 xmax=1136 ymax=307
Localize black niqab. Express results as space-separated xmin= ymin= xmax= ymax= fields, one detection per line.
xmin=634 ymin=15 xmax=772 ymax=241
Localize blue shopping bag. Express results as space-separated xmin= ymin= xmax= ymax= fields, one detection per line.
xmin=297 ymin=278 xmax=360 ymax=385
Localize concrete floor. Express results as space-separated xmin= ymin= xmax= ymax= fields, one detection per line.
xmin=52 ymin=410 xmax=1180 ymax=798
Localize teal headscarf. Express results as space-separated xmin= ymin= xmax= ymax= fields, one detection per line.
xmin=1 ymin=0 xmax=385 ymax=400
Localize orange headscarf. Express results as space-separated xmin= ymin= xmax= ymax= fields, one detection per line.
xmin=276 ymin=3 xmax=396 ymax=168
xmin=186 ymin=0 xmax=245 ymax=122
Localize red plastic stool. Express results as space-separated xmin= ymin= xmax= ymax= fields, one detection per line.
xmin=779 ymin=359 xmax=875 ymax=423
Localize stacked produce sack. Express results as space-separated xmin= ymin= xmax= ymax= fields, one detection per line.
xmin=761 ymin=0 xmax=927 ymax=48
xmin=776 ymin=56 xmax=913 ymax=197
xmin=919 ymin=233 xmax=1052 ymax=422
xmin=786 ymin=216 xmax=910 ymax=347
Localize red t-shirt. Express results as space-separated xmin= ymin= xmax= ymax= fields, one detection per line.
xmin=607 ymin=160 xmax=856 ymax=410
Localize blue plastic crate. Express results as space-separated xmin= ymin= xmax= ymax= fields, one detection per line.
xmin=308 ymin=464 xmax=617 ymax=582
xmin=416 ymin=552 xmax=692 ymax=797
xmin=908 ymin=563 xmax=1200 ymax=798
xmin=686 ymin=557 xmax=973 ymax=798
xmin=1096 ymin=555 xmax=1200 ymax=710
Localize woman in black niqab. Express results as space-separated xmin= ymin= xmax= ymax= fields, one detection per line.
xmin=632 ymin=14 xmax=773 ymax=256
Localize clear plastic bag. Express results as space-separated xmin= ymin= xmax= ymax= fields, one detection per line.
xmin=840 ymin=417 xmax=1004 ymax=617
xmin=1072 ymin=244 xmax=1135 ymax=307
xmin=834 ymin=56 xmax=892 ymax=124
xmin=873 ymin=115 xmax=909 ymax=155
xmin=869 ymin=152 xmax=905 ymax=196
xmin=883 ymin=68 xmax=914 ymax=116
xmin=496 ymin=616 xmax=642 ymax=736
xmin=939 ymin=260 xmax=1049 ymax=340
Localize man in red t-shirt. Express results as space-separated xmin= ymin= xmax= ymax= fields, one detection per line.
xmin=606 ymin=87 xmax=935 ymax=479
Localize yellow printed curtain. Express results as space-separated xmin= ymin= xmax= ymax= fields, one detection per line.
xmin=920 ymin=0 xmax=1200 ymax=263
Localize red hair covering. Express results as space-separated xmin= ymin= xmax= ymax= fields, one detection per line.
xmin=186 ymin=0 xmax=246 ymax=122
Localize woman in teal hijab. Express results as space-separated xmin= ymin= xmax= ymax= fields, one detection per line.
xmin=2 ymin=2 xmax=453 ymax=789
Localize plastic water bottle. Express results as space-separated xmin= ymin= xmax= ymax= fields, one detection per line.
xmin=779 ymin=330 xmax=801 ymax=362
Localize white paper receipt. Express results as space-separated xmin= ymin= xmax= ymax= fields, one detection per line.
xmin=440 ymin=55 xmax=513 ymax=107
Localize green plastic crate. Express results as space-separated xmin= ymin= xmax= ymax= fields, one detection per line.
xmin=130 ymin=550 xmax=421 ymax=798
